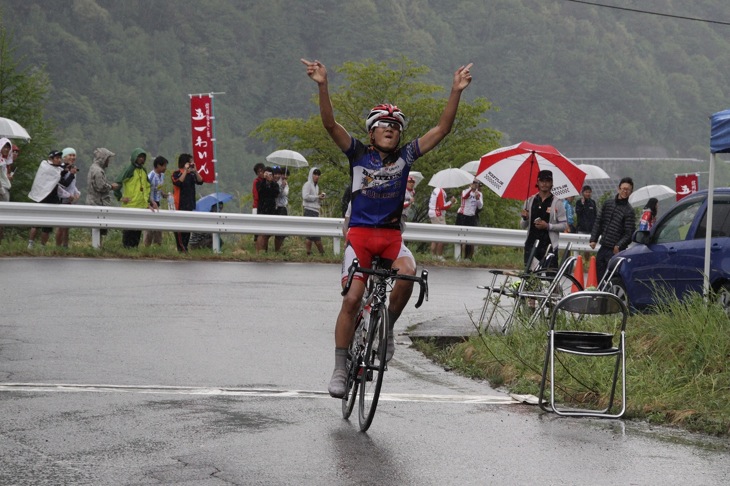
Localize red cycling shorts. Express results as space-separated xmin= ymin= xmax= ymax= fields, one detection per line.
xmin=341 ymin=227 xmax=402 ymax=284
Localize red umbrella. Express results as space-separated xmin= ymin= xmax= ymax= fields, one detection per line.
xmin=476 ymin=141 xmax=586 ymax=200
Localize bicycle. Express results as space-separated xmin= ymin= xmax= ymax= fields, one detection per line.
xmin=340 ymin=256 xmax=429 ymax=431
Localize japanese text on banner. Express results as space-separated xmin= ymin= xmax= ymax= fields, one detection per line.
xmin=675 ymin=174 xmax=698 ymax=201
xmin=190 ymin=95 xmax=215 ymax=183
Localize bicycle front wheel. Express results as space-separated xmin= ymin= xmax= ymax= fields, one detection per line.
xmin=342 ymin=316 xmax=364 ymax=419
xmin=358 ymin=304 xmax=388 ymax=431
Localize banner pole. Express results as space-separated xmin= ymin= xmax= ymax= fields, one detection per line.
xmin=210 ymin=92 xmax=220 ymax=203
xmin=209 ymin=92 xmax=224 ymax=253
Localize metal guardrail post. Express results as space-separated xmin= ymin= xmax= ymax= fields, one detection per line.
xmin=91 ymin=228 xmax=101 ymax=249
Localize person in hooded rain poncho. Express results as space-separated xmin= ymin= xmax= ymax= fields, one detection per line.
xmin=114 ymin=148 xmax=151 ymax=248
xmin=85 ymin=147 xmax=119 ymax=245
xmin=86 ymin=148 xmax=119 ymax=206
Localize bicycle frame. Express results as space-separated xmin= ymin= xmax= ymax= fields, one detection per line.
xmin=340 ymin=257 xmax=428 ymax=431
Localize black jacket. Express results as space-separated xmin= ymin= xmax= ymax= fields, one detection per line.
xmin=590 ymin=196 xmax=636 ymax=250
xmin=256 ymin=178 xmax=280 ymax=215
xmin=575 ymin=197 xmax=597 ymax=233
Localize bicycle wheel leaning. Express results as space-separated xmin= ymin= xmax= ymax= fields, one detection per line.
xmin=358 ymin=302 xmax=389 ymax=431
xmin=342 ymin=313 xmax=364 ymax=419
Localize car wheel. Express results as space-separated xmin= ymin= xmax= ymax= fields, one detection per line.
xmin=716 ymin=283 xmax=730 ymax=318
xmin=608 ymin=278 xmax=630 ymax=308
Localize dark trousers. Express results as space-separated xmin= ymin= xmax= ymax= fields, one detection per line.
xmin=175 ymin=232 xmax=191 ymax=252
xmin=122 ymin=230 xmax=142 ymax=248
xmin=456 ymin=213 xmax=478 ymax=259
xmin=595 ymin=246 xmax=614 ymax=284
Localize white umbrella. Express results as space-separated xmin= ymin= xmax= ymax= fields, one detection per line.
xmin=460 ymin=160 xmax=480 ymax=174
xmin=629 ymin=184 xmax=676 ymax=208
xmin=0 ymin=117 xmax=31 ymax=140
xmin=409 ymin=171 xmax=424 ymax=188
xmin=428 ymin=168 xmax=475 ymax=188
xmin=265 ymin=149 xmax=308 ymax=168
xmin=578 ymin=164 xmax=610 ymax=180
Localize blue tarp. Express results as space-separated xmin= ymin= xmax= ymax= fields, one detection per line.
xmin=710 ymin=109 xmax=730 ymax=153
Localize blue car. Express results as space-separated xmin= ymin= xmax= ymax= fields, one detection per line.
xmin=609 ymin=188 xmax=730 ymax=313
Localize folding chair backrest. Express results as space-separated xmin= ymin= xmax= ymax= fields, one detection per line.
xmin=559 ymin=242 xmax=573 ymax=267
xmin=555 ymin=291 xmax=628 ymax=318
xmin=598 ymin=257 xmax=626 ymax=291
xmin=524 ymin=240 xmax=540 ymax=272
xmin=537 ymin=244 xmax=553 ymax=269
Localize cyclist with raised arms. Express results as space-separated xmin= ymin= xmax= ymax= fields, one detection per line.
xmin=301 ymin=58 xmax=473 ymax=398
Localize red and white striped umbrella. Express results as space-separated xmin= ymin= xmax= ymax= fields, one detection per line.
xmin=476 ymin=141 xmax=586 ymax=200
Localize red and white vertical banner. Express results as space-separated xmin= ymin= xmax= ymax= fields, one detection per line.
xmin=675 ymin=173 xmax=698 ymax=201
xmin=190 ymin=95 xmax=215 ymax=183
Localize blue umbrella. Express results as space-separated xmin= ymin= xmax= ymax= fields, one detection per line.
xmin=195 ymin=192 xmax=234 ymax=212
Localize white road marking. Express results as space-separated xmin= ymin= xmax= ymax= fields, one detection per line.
xmin=0 ymin=383 xmax=519 ymax=405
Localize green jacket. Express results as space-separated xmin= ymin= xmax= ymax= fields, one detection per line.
xmin=115 ymin=148 xmax=150 ymax=209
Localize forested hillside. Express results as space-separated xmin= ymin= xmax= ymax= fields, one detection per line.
xmin=2 ymin=0 xmax=730 ymax=200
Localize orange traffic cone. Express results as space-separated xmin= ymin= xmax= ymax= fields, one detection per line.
xmin=571 ymin=255 xmax=584 ymax=293
xmin=586 ymin=256 xmax=598 ymax=289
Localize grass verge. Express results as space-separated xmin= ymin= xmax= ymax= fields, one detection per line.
xmin=413 ymin=292 xmax=730 ymax=437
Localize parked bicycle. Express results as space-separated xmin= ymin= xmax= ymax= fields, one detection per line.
xmin=340 ymin=257 xmax=429 ymax=431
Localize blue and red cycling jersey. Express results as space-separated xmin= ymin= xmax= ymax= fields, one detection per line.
xmin=344 ymin=136 xmax=421 ymax=230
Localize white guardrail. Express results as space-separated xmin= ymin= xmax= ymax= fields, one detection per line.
xmin=0 ymin=202 xmax=594 ymax=257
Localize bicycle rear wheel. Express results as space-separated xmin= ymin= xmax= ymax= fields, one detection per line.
xmin=358 ymin=304 xmax=388 ymax=431
xmin=342 ymin=315 xmax=364 ymax=419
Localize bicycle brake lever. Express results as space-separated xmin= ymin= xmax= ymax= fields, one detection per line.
xmin=341 ymin=258 xmax=360 ymax=296
xmin=415 ymin=269 xmax=429 ymax=308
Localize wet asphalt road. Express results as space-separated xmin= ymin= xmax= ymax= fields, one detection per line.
xmin=1 ymin=257 xmax=729 ymax=485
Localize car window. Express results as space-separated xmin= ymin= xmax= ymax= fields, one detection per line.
xmin=695 ymin=199 xmax=730 ymax=239
xmin=654 ymin=200 xmax=702 ymax=244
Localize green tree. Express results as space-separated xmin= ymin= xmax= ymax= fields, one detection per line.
xmin=0 ymin=18 xmax=54 ymax=202
xmin=252 ymin=56 xmax=508 ymax=223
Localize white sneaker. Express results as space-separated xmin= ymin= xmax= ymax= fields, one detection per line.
xmin=328 ymin=369 xmax=347 ymax=398
xmin=27 ymin=240 xmax=35 ymax=249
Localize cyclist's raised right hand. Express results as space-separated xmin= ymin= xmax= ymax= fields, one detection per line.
xmin=301 ymin=58 xmax=327 ymax=85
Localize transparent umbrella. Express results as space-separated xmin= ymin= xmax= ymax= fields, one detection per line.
xmin=578 ymin=164 xmax=610 ymax=180
xmin=0 ymin=117 xmax=31 ymax=140
xmin=428 ymin=168 xmax=475 ymax=188
xmin=628 ymin=184 xmax=676 ymax=208
xmin=266 ymin=149 xmax=308 ymax=168
xmin=460 ymin=160 xmax=480 ymax=175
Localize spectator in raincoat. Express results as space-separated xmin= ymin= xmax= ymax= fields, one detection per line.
xmin=114 ymin=148 xmax=151 ymax=248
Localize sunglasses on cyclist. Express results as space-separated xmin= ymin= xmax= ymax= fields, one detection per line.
xmin=372 ymin=120 xmax=401 ymax=131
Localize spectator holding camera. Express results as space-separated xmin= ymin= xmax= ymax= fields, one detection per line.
xmin=56 ymin=147 xmax=81 ymax=248
xmin=172 ymin=153 xmax=203 ymax=252
xmin=255 ymin=166 xmax=280 ymax=253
